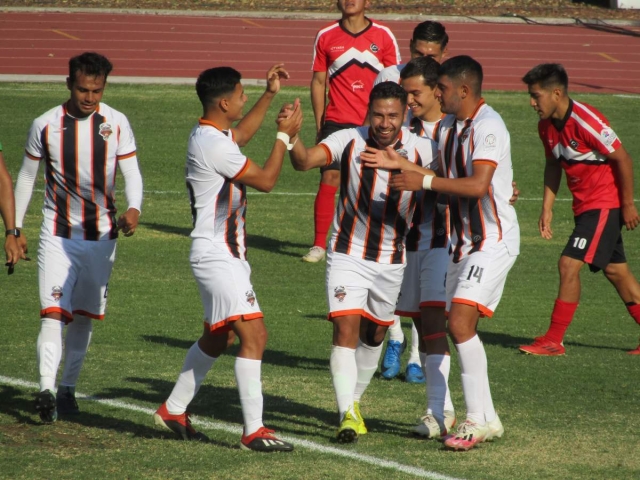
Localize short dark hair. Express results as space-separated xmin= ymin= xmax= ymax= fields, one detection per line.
xmin=522 ymin=63 xmax=569 ymax=90
xmin=411 ymin=21 xmax=448 ymax=49
xmin=195 ymin=67 xmax=241 ymax=107
xmin=368 ymin=81 xmax=408 ymax=109
xmin=68 ymin=52 xmax=113 ymax=83
xmin=438 ymin=55 xmax=483 ymax=97
xmin=400 ymin=56 xmax=440 ymax=88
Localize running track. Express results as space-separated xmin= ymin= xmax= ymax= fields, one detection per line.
xmin=1 ymin=10 xmax=639 ymax=94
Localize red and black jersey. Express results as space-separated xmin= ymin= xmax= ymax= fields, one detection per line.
xmin=312 ymin=18 xmax=401 ymax=126
xmin=539 ymin=99 xmax=622 ymax=215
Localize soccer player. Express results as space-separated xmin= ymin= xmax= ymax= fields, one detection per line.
xmin=302 ymin=0 xmax=401 ymax=263
xmin=13 ymin=52 xmax=144 ymax=423
xmin=289 ymin=81 xmax=437 ymax=443
xmin=374 ymin=21 xmax=449 ymax=384
xmin=519 ymin=63 xmax=640 ymax=356
xmin=153 ymin=65 xmax=302 ymax=452
xmin=0 ymin=142 xmax=24 ymax=271
xmin=362 ymin=56 xmax=520 ymax=451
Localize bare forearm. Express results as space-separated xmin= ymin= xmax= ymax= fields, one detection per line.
xmin=256 ymin=141 xmax=288 ymax=192
xmin=0 ymin=178 xmax=16 ymax=230
xmin=310 ymin=81 xmax=326 ymax=132
xmin=610 ymin=153 xmax=636 ymax=207
xmin=235 ymin=90 xmax=277 ymax=147
xmin=542 ymin=161 xmax=561 ymax=212
xmin=431 ymin=176 xmax=489 ymax=198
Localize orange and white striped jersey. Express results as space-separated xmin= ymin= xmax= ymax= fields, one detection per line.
xmin=435 ymin=101 xmax=520 ymax=263
xmin=321 ymin=126 xmax=436 ymax=264
xmin=24 ymin=103 xmax=137 ymax=241
xmin=186 ymin=119 xmax=249 ymax=260
xmin=405 ymin=117 xmax=451 ymax=252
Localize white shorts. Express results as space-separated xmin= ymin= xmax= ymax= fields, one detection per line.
xmin=446 ymin=241 xmax=517 ymax=318
xmin=190 ymin=240 xmax=262 ymax=333
xmin=326 ymin=252 xmax=405 ymax=325
xmin=38 ymin=232 xmax=116 ymax=322
xmin=396 ymin=248 xmax=449 ymax=317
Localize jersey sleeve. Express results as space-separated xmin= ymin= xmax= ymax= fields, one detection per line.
xmin=580 ymin=118 xmax=621 ymax=155
xmin=381 ymin=29 xmax=401 ymax=67
xmin=471 ymin=119 xmax=508 ymax=168
xmin=116 ymin=114 xmax=137 ymax=159
xmin=209 ymin=137 xmax=249 ymax=180
xmin=24 ymin=118 xmax=46 ymax=160
xmin=312 ymin=31 xmax=328 ymax=72
xmin=537 ymin=121 xmax=554 ymax=159
xmin=320 ymin=128 xmax=352 ymax=167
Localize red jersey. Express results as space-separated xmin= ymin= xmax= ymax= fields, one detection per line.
xmin=312 ymin=19 xmax=401 ymax=126
xmin=539 ymin=100 xmax=622 ymax=215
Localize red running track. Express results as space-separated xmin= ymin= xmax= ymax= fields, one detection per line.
xmin=1 ymin=11 xmax=639 ymax=94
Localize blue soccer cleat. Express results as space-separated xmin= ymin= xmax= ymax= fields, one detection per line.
xmin=381 ymin=339 xmax=405 ymax=379
xmin=405 ymin=362 xmax=425 ymax=384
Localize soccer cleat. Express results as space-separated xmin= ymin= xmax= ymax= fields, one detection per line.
xmin=444 ymin=420 xmax=490 ymax=451
xmin=519 ymin=336 xmax=566 ymax=356
xmin=34 ymin=389 xmax=58 ymax=423
xmin=301 ymin=246 xmax=326 ymax=263
xmin=486 ymin=415 xmax=504 ymax=441
xmin=353 ymin=401 xmax=368 ymax=435
xmin=405 ymin=362 xmax=425 ymax=384
xmin=413 ymin=410 xmax=456 ymax=439
xmin=336 ymin=410 xmax=359 ymax=444
xmin=381 ymin=338 xmax=406 ymax=379
xmin=240 ymin=426 xmax=294 ymax=452
xmin=627 ymin=340 xmax=640 ymax=355
xmin=153 ymin=402 xmax=209 ymax=442
xmin=56 ymin=386 xmax=80 ymax=415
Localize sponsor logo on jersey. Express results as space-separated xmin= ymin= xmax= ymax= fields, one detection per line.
xmin=396 ymin=148 xmax=408 ymax=159
xmin=370 ymin=43 xmax=379 ymax=53
xmin=246 ymin=290 xmax=256 ymax=306
xmin=484 ymin=134 xmax=496 ymax=147
xmin=351 ymin=80 xmax=365 ymax=91
xmin=99 ymin=122 xmax=113 ymax=141
xmin=51 ymin=286 xmax=63 ymax=301
xmin=334 ymin=286 xmax=347 ymax=302
xmin=330 ymin=45 xmax=345 ymax=52
xmin=600 ymin=127 xmax=617 ymax=147
xmin=569 ymin=139 xmax=579 ymax=149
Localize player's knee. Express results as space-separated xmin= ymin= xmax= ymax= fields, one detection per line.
xmin=363 ymin=322 xmax=384 ymax=347
xmin=558 ymin=256 xmax=582 ymax=280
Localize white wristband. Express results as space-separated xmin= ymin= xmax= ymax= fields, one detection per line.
xmin=276 ymin=131 xmax=292 ymax=150
xmin=422 ymin=174 xmax=434 ymax=191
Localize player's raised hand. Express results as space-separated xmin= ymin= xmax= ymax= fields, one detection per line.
xmin=277 ymin=98 xmax=302 ymax=138
xmin=539 ymin=209 xmax=553 ymax=239
xmin=265 ymin=64 xmax=290 ymax=95
xmin=276 ymin=102 xmax=295 ymax=125
xmin=622 ymin=203 xmax=640 ymax=231
xmin=360 ymin=146 xmax=407 ymax=170
xmin=116 ymin=208 xmax=140 ymax=237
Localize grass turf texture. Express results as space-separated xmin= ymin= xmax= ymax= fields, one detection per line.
xmin=0 ymin=83 xmax=639 ymax=479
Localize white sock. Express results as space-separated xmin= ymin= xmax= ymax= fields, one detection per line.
xmin=330 ymin=345 xmax=357 ymax=418
xmin=354 ymin=340 xmax=383 ymax=402
xmin=425 ymin=354 xmax=452 ymax=419
xmin=387 ymin=315 xmax=405 ymax=342
xmin=166 ymin=342 xmax=216 ymax=415
xmin=37 ymin=318 xmax=64 ymax=392
xmin=408 ymin=324 xmax=421 ymax=365
xmin=484 ymin=374 xmax=497 ymax=423
xmin=235 ymin=356 xmax=263 ymax=436
xmin=456 ymin=335 xmax=487 ymax=425
xmin=59 ymin=316 xmax=93 ymax=389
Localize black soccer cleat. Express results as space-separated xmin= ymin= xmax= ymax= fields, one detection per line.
xmin=56 ymin=387 xmax=80 ymax=415
xmin=240 ymin=427 xmax=294 ymax=452
xmin=34 ymin=389 xmax=58 ymax=423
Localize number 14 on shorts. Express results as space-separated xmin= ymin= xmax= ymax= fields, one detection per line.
xmin=466 ymin=265 xmax=484 ymax=283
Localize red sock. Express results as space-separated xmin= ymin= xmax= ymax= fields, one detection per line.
xmin=545 ymin=299 xmax=578 ymax=344
xmin=313 ymin=183 xmax=337 ymax=248
xmin=627 ymin=303 xmax=640 ymax=326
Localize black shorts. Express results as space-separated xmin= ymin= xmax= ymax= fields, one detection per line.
xmin=561 ymin=208 xmax=626 ymax=272
xmin=319 ymin=121 xmax=360 ymax=173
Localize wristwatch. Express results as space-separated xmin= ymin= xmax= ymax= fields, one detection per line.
xmin=5 ymin=229 xmax=20 ymax=237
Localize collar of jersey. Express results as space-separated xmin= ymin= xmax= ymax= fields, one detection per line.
xmin=199 ymin=118 xmax=227 ymax=133
xmin=63 ymin=102 xmax=101 ymax=120
xmin=550 ymin=99 xmax=573 ymax=132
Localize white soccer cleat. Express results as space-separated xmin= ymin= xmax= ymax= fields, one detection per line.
xmin=413 ymin=410 xmax=456 ymax=439
xmin=301 ymin=246 xmax=326 ymax=263
xmin=486 ymin=414 xmax=504 ymax=441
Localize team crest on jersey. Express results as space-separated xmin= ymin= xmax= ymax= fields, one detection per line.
xmin=351 ymin=80 xmax=365 ymax=92
xmin=246 ymin=290 xmax=256 ymax=306
xmin=600 ymin=127 xmax=617 ymax=147
xmin=436 ymin=228 xmax=445 ymax=236
xmin=51 ymin=286 xmax=63 ymax=302
xmin=334 ymin=286 xmax=347 ymax=302
xmin=569 ymin=139 xmax=579 ymax=149
xmin=396 ymin=148 xmax=408 ymax=159
xmin=370 ymin=43 xmax=379 ymax=53
xmin=99 ymin=122 xmax=113 ymax=141
xmin=483 ymin=134 xmax=496 ymax=147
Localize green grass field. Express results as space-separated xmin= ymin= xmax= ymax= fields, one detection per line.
xmin=0 ymin=83 xmax=639 ymax=480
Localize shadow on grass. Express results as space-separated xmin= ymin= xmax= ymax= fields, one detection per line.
xmin=140 ymin=221 xmax=308 ymax=258
xmin=142 ymin=334 xmax=328 ymax=370
xmin=479 ymin=331 xmax=630 ymax=353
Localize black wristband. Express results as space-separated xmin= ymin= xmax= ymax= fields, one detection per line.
xmin=5 ymin=229 xmax=20 ymax=238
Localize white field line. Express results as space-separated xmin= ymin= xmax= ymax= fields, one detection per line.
xmin=0 ymin=375 xmax=464 ymax=480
